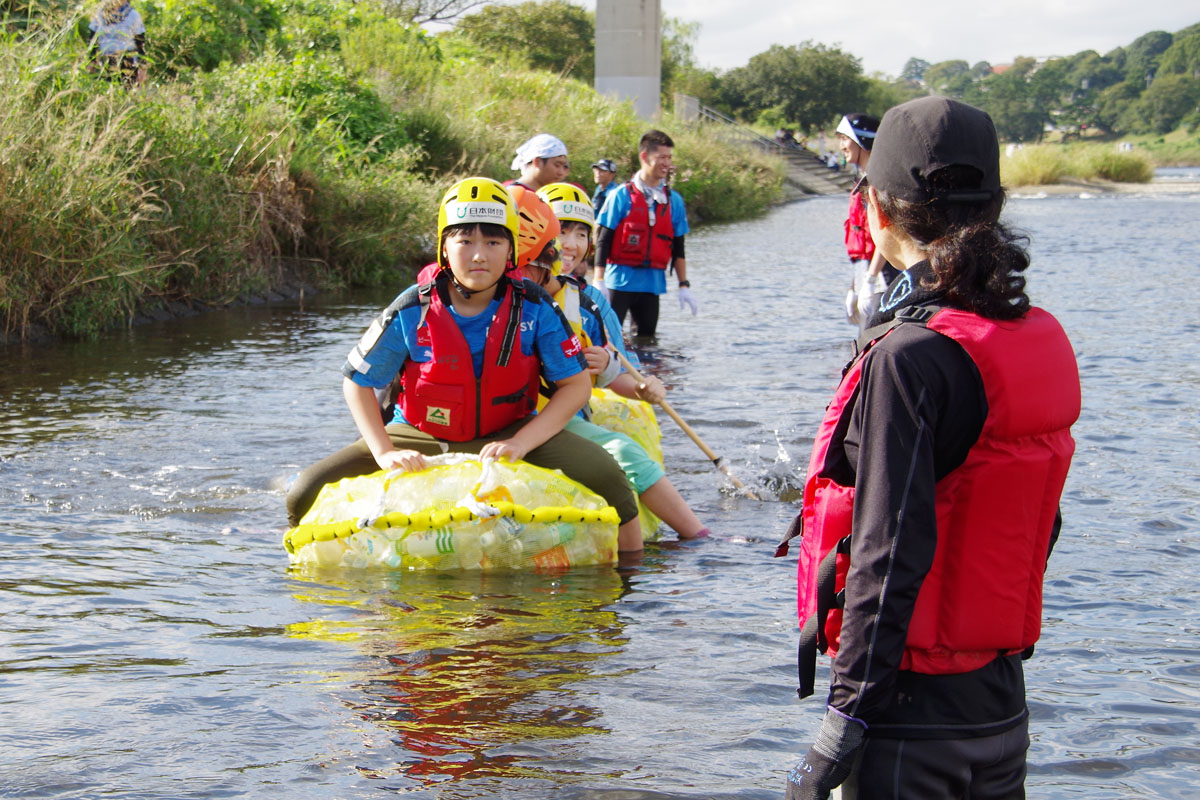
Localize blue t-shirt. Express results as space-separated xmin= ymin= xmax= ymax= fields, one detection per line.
xmin=596 ymin=182 xmax=689 ymax=295
xmin=89 ymin=6 xmax=145 ymax=57
xmin=344 ymin=281 xmax=585 ymax=426
xmin=592 ymin=182 xmax=616 ymax=215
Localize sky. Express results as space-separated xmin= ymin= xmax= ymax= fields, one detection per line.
xmin=578 ymin=0 xmax=1198 ymax=78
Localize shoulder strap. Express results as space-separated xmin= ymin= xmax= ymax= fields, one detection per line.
xmin=854 ymin=303 xmax=946 ymax=358
xmin=495 ymin=278 xmax=522 ymax=368
xmin=573 ymin=282 xmax=608 ymax=347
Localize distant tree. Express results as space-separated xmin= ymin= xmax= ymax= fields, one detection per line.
xmin=1065 ymin=50 xmax=1124 ymax=93
xmin=922 ymin=59 xmax=971 ymax=96
xmin=862 ymin=73 xmax=924 ymax=117
xmin=1123 ymin=30 xmax=1173 ymax=86
xmin=1158 ymin=31 xmax=1200 ymax=78
xmin=1095 ymin=81 xmax=1141 ymax=132
xmin=379 ymin=0 xmax=488 ymax=25
xmin=719 ymin=42 xmax=866 ymax=131
xmin=900 ymin=57 xmax=930 ymax=82
xmin=454 ymin=0 xmax=594 ymax=81
xmin=662 ymin=16 xmax=700 ymax=100
xmin=970 ymin=61 xmax=993 ymax=79
xmin=1137 ymin=73 xmax=1200 ymax=132
xmin=966 ymin=57 xmax=1043 ymax=141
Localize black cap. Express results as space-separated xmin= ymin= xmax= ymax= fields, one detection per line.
xmin=591 ymin=159 xmax=617 ymax=172
xmin=866 ymin=96 xmax=1001 ymax=204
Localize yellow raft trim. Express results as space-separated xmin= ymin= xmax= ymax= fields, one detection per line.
xmin=284 ymin=502 xmax=622 ymax=554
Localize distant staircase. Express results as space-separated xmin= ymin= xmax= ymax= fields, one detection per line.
xmin=675 ymin=94 xmax=857 ymax=200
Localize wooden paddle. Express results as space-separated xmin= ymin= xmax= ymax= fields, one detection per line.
xmin=611 ymin=348 xmax=761 ymax=500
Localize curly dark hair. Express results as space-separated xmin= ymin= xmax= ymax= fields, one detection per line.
xmin=876 ymin=166 xmax=1031 ymax=320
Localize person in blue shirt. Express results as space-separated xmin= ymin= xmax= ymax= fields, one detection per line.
xmin=593 ymin=130 xmax=698 ymax=338
xmin=286 ymin=177 xmax=641 ymax=550
xmin=87 ymin=0 xmax=146 ymax=87
xmin=535 ymin=182 xmax=710 ymax=542
xmin=590 ymin=158 xmax=618 ymax=214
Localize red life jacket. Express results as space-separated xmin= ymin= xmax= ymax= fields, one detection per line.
xmin=843 ymin=190 xmax=875 ymax=262
xmin=608 ymin=183 xmax=674 ymax=269
xmin=794 ymin=306 xmax=1080 ymax=692
xmin=397 ymin=276 xmax=543 ymax=442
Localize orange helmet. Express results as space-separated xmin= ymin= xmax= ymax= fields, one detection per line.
xmin=507 ymin=184 xmax=561 ymax=270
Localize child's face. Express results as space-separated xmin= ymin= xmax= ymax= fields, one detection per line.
xmin=443 ymin=226 xmax=511 ymax=292
xmin=558 ymin=223 xmax=591 ymax=273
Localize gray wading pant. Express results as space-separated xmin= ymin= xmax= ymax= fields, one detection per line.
xmin=286 ymin=417 xmax=639 ymax=528
xmin=835 ymin=717 xmax=1029 ymax=800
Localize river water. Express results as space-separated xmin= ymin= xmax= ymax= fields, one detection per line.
xmin=1 ymin=177 xmax=1197 ymax=799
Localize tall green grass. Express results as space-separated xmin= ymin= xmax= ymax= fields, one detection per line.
xmin=0 ymin=26 xmax=160 ymax=337
xmin=1001 ymin=144 xmax=1154 ymax=186
xmin=423 ymin=59 xmax=786 ymax=222
xmin=1 ymin=13 xmax=782 ymax=340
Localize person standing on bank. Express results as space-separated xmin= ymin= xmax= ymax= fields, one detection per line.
xmin=88 ymin=0 xmax=147 ymax=87
xmin=591 ymin=158 xmax=619 ymax=214
xmin=594 ymin=130 xmax=697 ymax=338
xmin=779 ymin=96 xmax=1081 ymax=799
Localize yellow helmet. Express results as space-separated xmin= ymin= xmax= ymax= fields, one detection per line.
xmin=537 ymin=182 xmax=595 ymax=229
xmin=436 ymin=177 xmax=520 ymax=268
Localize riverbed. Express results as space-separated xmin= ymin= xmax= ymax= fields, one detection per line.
xmin=1 ymin=178 xmax=1197 ymax=798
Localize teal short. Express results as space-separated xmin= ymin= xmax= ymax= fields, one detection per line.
xmin=565 ymin=416 xmax=665 ymax=494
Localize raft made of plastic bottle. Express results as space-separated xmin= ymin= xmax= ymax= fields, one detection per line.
xmin=283 ymin=454 xmax=620 ymax=570
xmin=589 ymin=387 xmax=664 ymax=541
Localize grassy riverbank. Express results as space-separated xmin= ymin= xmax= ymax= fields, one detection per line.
xmin=0 ymin=15 xmax=783 ymax=341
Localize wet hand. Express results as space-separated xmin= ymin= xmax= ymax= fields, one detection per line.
xmin=377 ymin=449 xmax=427 ymax=473
xmin=635 ymin=375 xmax=665 ymax=404
xmin=480 ymin=439 xmax=530 ymax=464
xmin=584 ymin=345 xmax=610 ymax=374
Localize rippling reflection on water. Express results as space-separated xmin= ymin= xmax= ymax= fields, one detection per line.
xmin=1 ymin=183 xmax=1197 ymax=798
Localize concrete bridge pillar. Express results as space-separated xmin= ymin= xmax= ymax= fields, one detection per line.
xmin=594 ymin=0 xmax=661 ymax=119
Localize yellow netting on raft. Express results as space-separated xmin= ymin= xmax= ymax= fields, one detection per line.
xmin=284 ymin=454 xmax=620 ymax=570
xmin=589 ymin=387 xmax=665 ymax=541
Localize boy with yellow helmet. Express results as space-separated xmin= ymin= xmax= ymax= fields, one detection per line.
xmin=287 ymin=177 xmax=643 ymax=551
xmin=528 ymin=183 xmax=709 ymax=542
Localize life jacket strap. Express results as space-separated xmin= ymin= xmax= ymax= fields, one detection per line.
xmin=797 ymin=534 xmax=852 ymax=699
xmin=855 ymin=303 xmax=945 ymax=355
xmin=496 ymin=280 xmax=522 ymax=368
xmin=775 ymin=512 xmax=803 ymax=558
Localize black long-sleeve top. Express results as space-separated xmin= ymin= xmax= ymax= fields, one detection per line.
xmin=826 ymin=261 xmax=1031 ymax=739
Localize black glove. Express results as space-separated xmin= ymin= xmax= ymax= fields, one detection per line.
xmin=784 ymin=707 xmax=866 ymax=800
xmin=785 ymin=747 xmax=852 ymax=800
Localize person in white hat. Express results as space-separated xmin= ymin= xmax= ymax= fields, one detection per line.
xmin=509 ymin=133 xmax=570 ymax=192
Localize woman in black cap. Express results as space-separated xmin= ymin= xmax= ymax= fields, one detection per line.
xmin=781 ymin=96 xmax=1082 ymax=799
